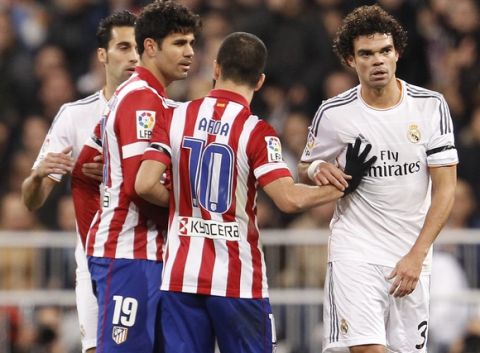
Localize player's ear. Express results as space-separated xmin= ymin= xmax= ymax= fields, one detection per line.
xmin=143 ymin=38 xmax=158 ymax=57
xmin=254 ymin=73 xmax=265 ymax=92
xmin=346 ymin=55 xmax=355 ymax=69
xmin=213 ymin=60 xmax=221 ymax=81
xmin=97 ymin=48 xmax=107 ymax=64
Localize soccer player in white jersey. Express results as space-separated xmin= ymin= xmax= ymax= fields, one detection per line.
xmin=298 ymin=5 xmax=458 ymax=353
xmin=79 ymin=3 xmax=201 ymax=352
xmin=134 ymin=32 xmax=375 ymax=353
xmin=21 ymin=11 xmax=137 ymax=353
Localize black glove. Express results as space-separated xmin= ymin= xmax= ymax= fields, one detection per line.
xmin=344 ymin=137 xmax=377 ymax=195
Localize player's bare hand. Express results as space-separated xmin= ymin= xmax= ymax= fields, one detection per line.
xmin=312 ymin=162 xmax=351 ymax=191
xmin=386 ymin=251 xmax=424 ymax=298
xmin=34 ymin=146 xmax=74 ymax=178
xmin=82 ymin=154 xmax=103 ymax=182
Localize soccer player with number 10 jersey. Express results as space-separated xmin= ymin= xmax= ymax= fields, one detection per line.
xmin=135 ymin=32 xmax=375 ymax=353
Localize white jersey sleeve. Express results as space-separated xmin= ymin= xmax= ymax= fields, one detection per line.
xmin=426 ymin=94 xmax=457 ymax=166
xmin=33 ymin=104 xmax=74 ymax=182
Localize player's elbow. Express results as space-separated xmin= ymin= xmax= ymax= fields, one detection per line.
xmin=134 ymin=177 xmax=152 ymax=201
xmin=273 ymin=194 xmax=305 ymax=214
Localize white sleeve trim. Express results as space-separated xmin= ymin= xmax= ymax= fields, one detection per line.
xmin=254 ymin=162 xmax=289 ymax=179
xmin=122 ymin=141 xmax=149 ymax=159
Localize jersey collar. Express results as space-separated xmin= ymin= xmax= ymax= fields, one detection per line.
xmin=134 ymin=67 xmax=167 ymax=97
xmin=208 ymin=89 xmax=250 ymax=109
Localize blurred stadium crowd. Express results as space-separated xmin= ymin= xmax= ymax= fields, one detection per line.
xmin=0 ymin=0 xmax=479 ymax=352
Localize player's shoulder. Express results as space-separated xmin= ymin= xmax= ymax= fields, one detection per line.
xmin=313 ymin=86 xmax=359 ymax=121
xmin=51 ymin=91 xmax=104 ymax=126
xmin=404 ymin=81 xmax=445 ymax=102
xmin=62 ymin=91 xmax=103 ymax=111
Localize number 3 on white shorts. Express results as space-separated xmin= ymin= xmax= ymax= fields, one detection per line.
xmin=112 ymin=295 xmax=138 ymax=327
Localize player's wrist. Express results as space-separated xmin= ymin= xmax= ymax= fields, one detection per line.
xmin=307 ymin=160 xmax=326 ymax=181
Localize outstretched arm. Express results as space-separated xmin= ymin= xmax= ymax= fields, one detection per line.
xmin=263 ymin=177 xmax=343 ymax=213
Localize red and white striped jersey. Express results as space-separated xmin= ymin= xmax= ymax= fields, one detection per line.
xmin=143 ymin=89 xmax=291 ymax=298
xmin=87 ymin=67 xmax=173 ymax=260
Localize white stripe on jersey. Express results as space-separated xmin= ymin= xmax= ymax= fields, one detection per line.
xmin=209 ymin=100 xmax=243 ymax=297
xmin=122 ymin=141 xmax=149 ymax=159
xmin=254 ymin=162 xmax=289 ymax=179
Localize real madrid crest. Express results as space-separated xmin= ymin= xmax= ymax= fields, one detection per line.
xmin=340 ymin=319 xmax=349 ymax=335
xmin=407 ymin=124 xmax=421 ymax=143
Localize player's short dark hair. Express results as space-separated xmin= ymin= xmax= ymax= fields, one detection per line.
xmin=216 ymin=32 xmax=267 ymax=88
xmin=135 ymin=1 xmax=201 ymax=56
xmin=333 ymin=5 xmax=408 ymax=66
xmin=96 ymin=10 xmax=136 ymax=49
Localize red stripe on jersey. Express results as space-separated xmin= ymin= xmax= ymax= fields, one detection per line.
xmin=225 ymin=242 xmax=241 ymax=297
xmin=196 ymin=240 xmax=215 ymax=295
xmin=133 ymin=213 xmax=148 ymax=259
xmin=87 ymin=212 xmax=100 ymax=255
xmin=168 ymin=236 xmax=190 ymax=291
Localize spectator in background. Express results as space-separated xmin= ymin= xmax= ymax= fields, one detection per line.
xmin=457 ymin=106 xmax=480 ymax=208
xmin=0 ymin=192 xmax=40 ymax=290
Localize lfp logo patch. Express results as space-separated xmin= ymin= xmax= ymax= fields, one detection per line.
xmin=265 ymin=136 xmax=283 ymax=162
xmin=136 ymin=110 xmax=156 ymax=139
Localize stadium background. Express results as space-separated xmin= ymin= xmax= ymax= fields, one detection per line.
xmin=0 ymin=0 xmax=479 ymax=352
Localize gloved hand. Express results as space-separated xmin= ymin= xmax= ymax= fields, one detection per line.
xmin=344 ymin=137 xmax=377 ymax=195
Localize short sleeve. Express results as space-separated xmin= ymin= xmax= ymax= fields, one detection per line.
xmin=142 ymin=107 xmax=173 ymax=166
xmin=426 ymin=96 xmax=458 ymax=166
xmin=300 ymin=106 xmax=343 ymax=163
xmin=115 ymin=89 xmax=165 ymax=160
xmin=33 ymin=104 xmax=73 ymax=182
xmin=247 ymin=120 xmax=292 ymax=187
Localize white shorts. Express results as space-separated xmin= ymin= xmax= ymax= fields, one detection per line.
xmin=75 ymin=238 xmax=98 ymax=352
xmin=323 ymin=261 xmax=430 ymax=353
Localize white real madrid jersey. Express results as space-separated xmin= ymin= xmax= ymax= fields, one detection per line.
xmin=33 ymin=91 xmax=107 ymax=181
xmin=301 ymin=80 xmax=458 ymax=273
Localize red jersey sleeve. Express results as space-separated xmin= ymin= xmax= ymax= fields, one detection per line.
xmin=114 ymin=89 xmax=169 ymax=227
xmin=246 ymin=120 xmax=292 ymax=187
xmin=142 ymin=107 xmax=173 ymax=166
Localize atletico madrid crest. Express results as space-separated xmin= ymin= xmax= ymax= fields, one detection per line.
xmin=112 ymin=326 xmax=128 ymax=344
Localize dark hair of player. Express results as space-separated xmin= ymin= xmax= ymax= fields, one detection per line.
xmin=333 ymin=5 xmax=408 ymax=66
xmin=216 ymin=32 xmax=267 ymax=88
xmin=96 ymin=10 xmax=136 ymax=49
xmin=135 ymin=1 xmax=201 ymax=56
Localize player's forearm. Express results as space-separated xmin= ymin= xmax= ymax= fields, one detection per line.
xmin=410 ymin=167 xmax=456 ymax=257
xmin=297 ymin=161 xmax=314 ymax=185
xmin=135 ymin=182 xmax=169 ymax=207
xmin=287 ymin=183 xmax=342 ymax=212
xmin=21 ymin=173 xmax=51 ymax=210
xmin=265 ymin=178 xmax=342 ymax=213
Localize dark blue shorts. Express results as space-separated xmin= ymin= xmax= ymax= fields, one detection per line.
xmin=88 ymin=256 xmax=163 ymax=353
xmin=161 ymin=291 xmax=276 ymax=353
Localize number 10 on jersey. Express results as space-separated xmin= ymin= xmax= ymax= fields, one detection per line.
xmin=182 ymin=137 xmax=234 ymax=214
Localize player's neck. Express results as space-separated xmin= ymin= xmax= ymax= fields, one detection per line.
xmin=360 ymin=78 xmax=402 ymax=109
xmin=103 ymin=80 xmax=117 ymax=101
xmin=141 ymin=61 xmax=170 ymax=89
xmin=214 ymin=80 xmax=254 ymax=104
